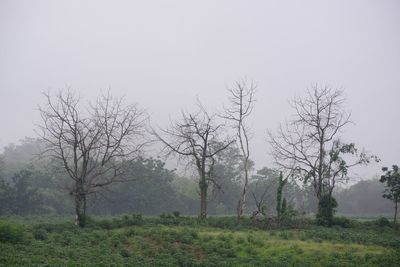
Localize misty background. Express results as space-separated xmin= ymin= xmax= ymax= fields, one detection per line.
xmin=0 ymin=0 xmax=399 ymax=217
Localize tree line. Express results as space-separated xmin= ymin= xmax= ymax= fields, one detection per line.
xmin=0 ymin=82 xmax=399 ymax=227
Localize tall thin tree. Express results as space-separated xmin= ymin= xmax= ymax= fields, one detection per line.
xmin=224 ymin=79 xmax=256 ymax=218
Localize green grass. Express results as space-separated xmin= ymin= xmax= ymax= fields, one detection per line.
xmin=0 ymin=216 xmax=399 ymax=266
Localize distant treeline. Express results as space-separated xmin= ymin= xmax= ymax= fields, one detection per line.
xmin=0 ymin=138 xmax=393 ymax=217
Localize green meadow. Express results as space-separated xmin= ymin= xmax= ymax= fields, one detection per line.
xmin=1 ymin=215 xmax=399 ymax=267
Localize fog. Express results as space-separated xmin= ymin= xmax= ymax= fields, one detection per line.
xmin=1 ymin=0 xmax=399 ymax=179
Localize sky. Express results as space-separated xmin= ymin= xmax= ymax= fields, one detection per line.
xmin=0 ymin=0 xmax=399 ymax=180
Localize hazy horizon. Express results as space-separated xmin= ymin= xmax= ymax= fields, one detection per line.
xmin=1 ymin=0 xmax=399 ymax=180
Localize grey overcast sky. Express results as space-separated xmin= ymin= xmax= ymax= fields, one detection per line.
xmin=0 ymin=0 xmax=399 ymax=179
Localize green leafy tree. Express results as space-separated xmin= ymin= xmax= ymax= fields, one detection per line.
xmin=210 ymin=144 xmax=243 ymax=214
xmin=380 ymin=165 xmax=400 ymax=225
xmin=276 ymin=172 xmax=288 ymax=220
xmin=88 ymin=157 xmax=180 ymax=215
xmin=0 ymin=169 xmax=42 ymax=215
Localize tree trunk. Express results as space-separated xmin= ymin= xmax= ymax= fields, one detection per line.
xmin=237 ymin=177 xmax=248 ymax=218
xmin=199 ymin=179 xmax=207 ymax=219
xmin=74 ymin=190 xmax=87 ymax=227
xmin=316 ymin=192 xmax=336 ymax=226
xmin=394 ymin=200 xmax=398 ymax=225
xmin=237 ymin=159 xmax=249 ymax=218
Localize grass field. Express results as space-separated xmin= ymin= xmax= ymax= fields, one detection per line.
xmin=1 ymin=215 xmax=399 ymax=266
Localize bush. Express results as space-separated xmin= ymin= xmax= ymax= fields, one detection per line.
xmin=0 ymin=221 xmax=24 ymax=243
xmin=120 ymin=248 xmax=130 ymax=257
xmin=34 ymin=228 xmax=48 ymax=240
xmin=97 ymin=219 xmax=113 ymax=229
xmin=375 ymin=217 xmax=391 ymax=227
xmin=158 ymin=213 xmax=179 ymax=225
xmin=332 ymin=216 xmax=354 ymax=228
xmin=130 ymin=213 xmax=143 ymax=226
xmin=94 ymin=213 xmax=143 ymax=229
xmin=33 ymin=222 xmax=76 ymax=233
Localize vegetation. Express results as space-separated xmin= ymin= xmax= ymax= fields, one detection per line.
xmin=316 ymin=195 xmax=338 ymax=226
xmin=276 ymin=172 xmax=288 ymax=221
xmin=1 ymin=215 xmax=399 ymax=266
xmin=380 ymin=165 xmax=400 ymax=225
xmin=0 ymin=138 xmax=393 ymax=219
xmin=0 ymin=86 xmax=396 ymax=266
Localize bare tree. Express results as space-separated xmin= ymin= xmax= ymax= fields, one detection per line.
xmin=153 ymin=102 xmax=233 ymax=219
xmin=37 ymin=90 xmax=147 ymax=227
xmin=250 ymin=186 xmax=269 ymax=220
xmin=224 ymin=79 xmax=256 ymax=218
xmin=268 ymin=86 xmax=377 ymax=225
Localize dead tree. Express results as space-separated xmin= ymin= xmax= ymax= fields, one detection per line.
xmin=153 ymin=103 xmax=233 ymax=219
xmin=38 ymin=90 xmax=147 ymax=227
xmin=250 ymin=187 xmax=269 ymax=220
xmin=268 ymin=86 xmax=377 ymax=225
xmin=224 ymin=79 xmax=256 ymax=218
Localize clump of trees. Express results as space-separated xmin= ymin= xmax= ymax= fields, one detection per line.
xmin=0 ymin=83 xmax=391 ymax=228
xmin=0 ymin=169 xmax=42 ymax=215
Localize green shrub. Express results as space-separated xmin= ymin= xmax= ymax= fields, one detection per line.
xmin=130 ymin=213 xmax=143 ymax=226
xmin=120 ymin=248 xmax=130 ymax=257
xmin=375 ymin=217 xmax=391 ymax=227
xmin=0 ymin=221 xmax=24 ymax=243
xmin=316 ymin=195 xmax=338 ymax=226
xmin=34 ymin=228 xmax=48 ymax=240
xmin=97 ymin=219 xmax=113 ymax=229
xmin=158 ymin=213 xmax=179 ymax=225
xmin=332 ymin=216 xmax=354 ymax=228
xmin=61 ymin=232 xmax=73 ymax=246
